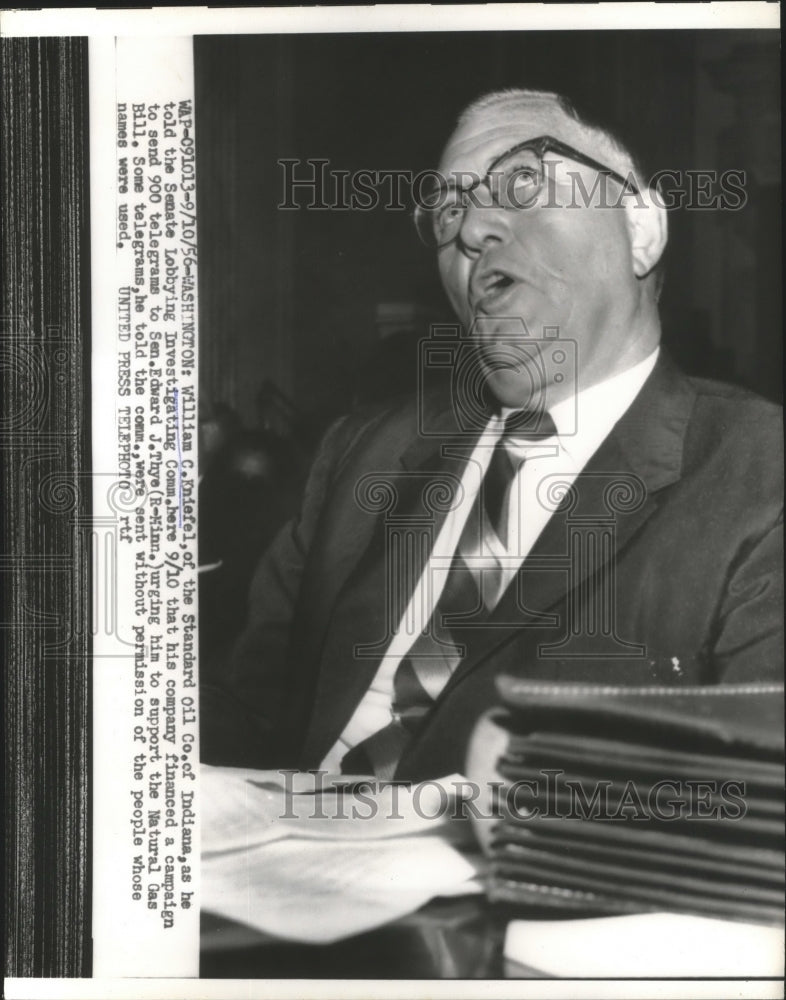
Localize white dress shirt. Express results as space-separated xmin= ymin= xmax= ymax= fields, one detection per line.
xmin=320 ymin=348 xmax=660 ymax=770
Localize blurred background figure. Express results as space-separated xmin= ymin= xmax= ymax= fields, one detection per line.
xmin=198 ymin=390 xmax=307 ymax=677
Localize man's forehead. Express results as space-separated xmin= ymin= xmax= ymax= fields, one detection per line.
xmin=438 ymin=98 xmax=629 ymax=177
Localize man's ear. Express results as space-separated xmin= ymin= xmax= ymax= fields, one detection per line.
xmin=625 ymin=187 xmax=668 ymax=278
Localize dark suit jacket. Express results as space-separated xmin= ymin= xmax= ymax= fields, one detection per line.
xmin=201 ymin=355 xmax=783 ymax=780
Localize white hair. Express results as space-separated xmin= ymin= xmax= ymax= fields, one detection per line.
xmin=458 ymin=88 xmax=578 ymax=126
xmin=457 ymin=88 xmax=642 ymax=180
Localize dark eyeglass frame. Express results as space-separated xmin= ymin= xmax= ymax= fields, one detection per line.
xmin=413 ymin=134 xmax=640 ymax=249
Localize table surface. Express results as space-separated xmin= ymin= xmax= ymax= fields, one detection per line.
xmin=200 ymin=896 xmax=538 ymax=979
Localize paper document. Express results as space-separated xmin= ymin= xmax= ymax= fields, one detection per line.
xmin=201 ymin=764 xmax=483 ymax=943
xmin=204 ymin=835 xmax=480 ymax=944
xmin=505 ymin=912 xmax=786 ymax=977
xmin=202 ymin=764 xmax=475 ymax=852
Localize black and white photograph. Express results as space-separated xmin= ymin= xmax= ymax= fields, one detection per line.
xmin=2 ymin=5 xmax=783 ymax=998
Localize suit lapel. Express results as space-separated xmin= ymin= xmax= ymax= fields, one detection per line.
xmin=298 ymin=402 xmax=482 ymax=765
xmin=437 ymin=353 xmax=697 ymax=700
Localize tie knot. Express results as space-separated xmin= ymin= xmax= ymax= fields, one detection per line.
xmin=501 ymin=409 xmax=557 ymax=441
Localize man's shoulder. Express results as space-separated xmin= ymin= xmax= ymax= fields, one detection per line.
xmin=685 ymin=374 xmax=782 ymax=445
xmin=334 ymin=390 xmax=424 ymax=435
xmin=687 ymin=373 xmax=781 ymax=412
xmin=321 ymin=388 xmax=450 ymax=471
xmin=672 ymin=374 xmax=783 ymax=500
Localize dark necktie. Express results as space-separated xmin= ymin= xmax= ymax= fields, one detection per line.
xmin=484 ymin=409 xmax=557 ymax=545
xmin=340 ymin=549 xmax=482 ymax=778
xmin=340 ymin=408 xmax=557 ymax=778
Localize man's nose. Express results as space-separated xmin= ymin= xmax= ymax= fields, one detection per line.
xmin=457 ymin=185 xmax=509 ymax=254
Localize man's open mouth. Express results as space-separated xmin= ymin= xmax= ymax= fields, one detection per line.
xmin=471 ymin=268 xmax=518 ymax=310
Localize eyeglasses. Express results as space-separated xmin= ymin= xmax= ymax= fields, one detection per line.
xmin=413 ymin=134 xmax=639 ymax=249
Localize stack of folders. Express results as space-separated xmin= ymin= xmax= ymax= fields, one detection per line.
xmin=487 ymin=678 xmax=785 ymax=926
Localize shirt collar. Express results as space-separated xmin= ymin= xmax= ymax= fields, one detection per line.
xmin=497 ymin=346 xmax=660 ymax=460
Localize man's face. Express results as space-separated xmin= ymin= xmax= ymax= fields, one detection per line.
xmin=437 ymin=103 xmax=645 ymax=410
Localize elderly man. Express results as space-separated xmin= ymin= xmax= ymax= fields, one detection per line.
xmin=201 ymin=89 xmax=783 ymax=781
